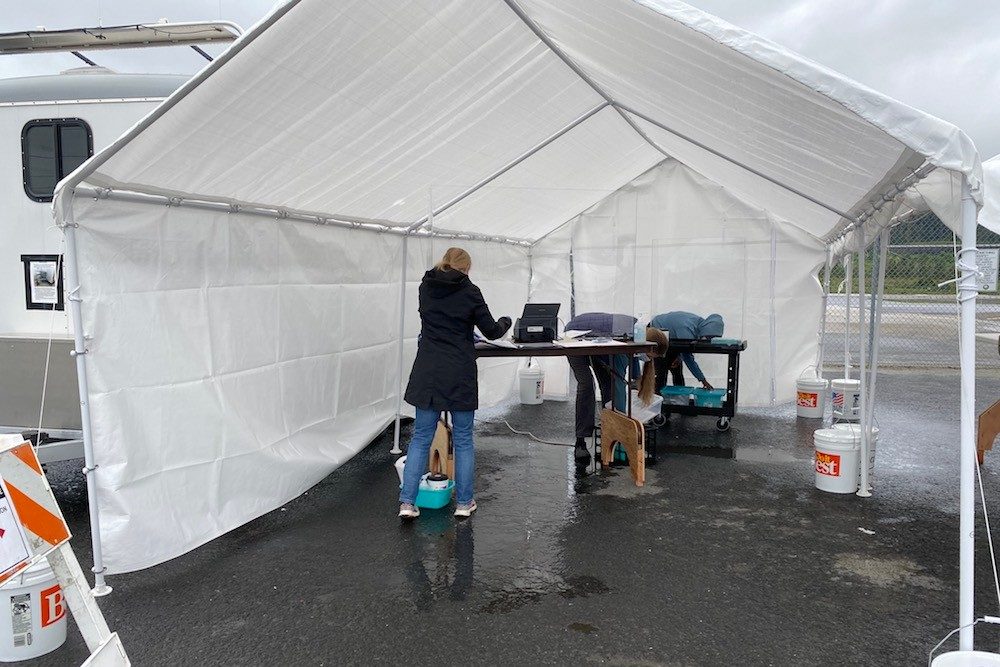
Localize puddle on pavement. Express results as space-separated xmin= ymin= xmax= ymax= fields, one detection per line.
xmin=735 ymin=446 xmax=808 ymax=463
xmin=568 ymin=622 xmax=598 ymax=634
xmin=393 ymin=437 xmax=620 ymax=614
xmin=832 ymin=553 xmax=946 ymax=591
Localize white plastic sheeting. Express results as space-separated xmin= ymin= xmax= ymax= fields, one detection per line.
xmin=53 ymin=0 xmax=984 ymax=573
xmin=532 ymin=159 xmax=826 ymax=405
xmin=70 ymin=194 xmax=526 ymax=573
xmin=73 ymin=0 xmax=980 ymax=243
xmin=981 ymin=155 xmax=1000 ymax=235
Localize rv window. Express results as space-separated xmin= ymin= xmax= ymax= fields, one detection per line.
xmin=22 ymin=119 xmax=93 ymax=202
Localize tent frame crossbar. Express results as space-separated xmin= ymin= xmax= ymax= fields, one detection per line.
xmin=73 ymin=185 xmax=533 ymax=247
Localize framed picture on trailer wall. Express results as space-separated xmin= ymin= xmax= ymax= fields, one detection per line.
xmin=20 ymin=254 xmax=64 ymax=311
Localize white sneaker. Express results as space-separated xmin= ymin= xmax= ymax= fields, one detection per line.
xmin=398 ymin=503 xmax=420 ymax=519
xmin=454 ymin=500 xmax=477 ymax=518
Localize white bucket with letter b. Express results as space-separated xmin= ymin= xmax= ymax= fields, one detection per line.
xmin=0 ymin=559 xmax=66 ymax=662
xmin=813 ymin=428 xmax=860 ymax=494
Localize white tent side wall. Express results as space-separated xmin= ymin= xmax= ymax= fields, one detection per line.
xmin=69 ymin=193 xmax=526 ymax=574
xmin=980 ymin=155 xmax=1000 ymax=235
xmin=531 ymin=159 xmax=826 ymax=406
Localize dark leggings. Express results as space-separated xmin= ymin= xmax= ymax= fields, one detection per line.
xmin=568 ymin=355 xmax=613 ymax=439
xmin=654 ymin=351 xmax=685 ymax=392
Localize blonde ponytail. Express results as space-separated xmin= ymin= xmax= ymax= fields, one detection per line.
xmin=435 ymin=247 xmax=472 ymax=274
xmin=638 ymin=327 xmax=669 ymax=405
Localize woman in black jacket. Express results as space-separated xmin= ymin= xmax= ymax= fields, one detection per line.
xmin=399 ymin=247 xmax=511 ymax=520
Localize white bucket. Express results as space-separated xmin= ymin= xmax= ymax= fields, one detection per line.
xmin=394 ymin=456 xmax=407 ymax=485
xmin=932 ymin=651 xmax=1000 ymax=666
xmin=831 ymin=378 xmax=862 ymax=422
xmin=518 ymin=365 xmax=544 ymax=405
xmin=796 ymin=376 xmax=828 ymax=419
xmin=833 ymin=423 xmax=880 ymax=490
xmin=423 ymin=473 xmax=450 ymax=491
xmin=0 ymin=559 xmax=67 ymax=662
xmin=813 ymin=428 xmax=860 ymax=494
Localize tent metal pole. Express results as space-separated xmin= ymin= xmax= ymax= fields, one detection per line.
xmin=407 ymin=101 xmax=609 ymax=232
xmin=844 ymin=254 xmax=852 ymax=380
xmin=862 ymin=227 xmax=890 ymax=494
xmin=856 ymin=229 xmax=871 ymax=498
xmin=391 ymin=233 xmax=410 ymax=456
xmin=768 ymin=227 xmax=778 ymax=404
xmin=868 ymin=232 xmax=881 ymax=356
xmin=61 ymin=214 xmax=111 ymax=596
xmin=958 ymin=176 xmax=978 ymax=650
xmin=816 ymin=246 xmax=833 ymax=374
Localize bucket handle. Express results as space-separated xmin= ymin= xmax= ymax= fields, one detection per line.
xmin=798 ymin=365 xmax=823 ymax=381
xmin=928 ymin=617 xmax=1000 ymax=666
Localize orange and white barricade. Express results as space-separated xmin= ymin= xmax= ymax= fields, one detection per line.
xmin=0 ymin=437 xmax=129 ymax=666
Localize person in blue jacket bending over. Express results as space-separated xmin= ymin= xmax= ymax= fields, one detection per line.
xmin=649 ymin=312 xmax=724 ymax=392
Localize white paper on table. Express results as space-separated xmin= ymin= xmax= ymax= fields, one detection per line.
xmin=562 ymin=330 xmax=591 ymax=339
xmin=555 ymin=338 xmax=626 ymax=348
xmin=479 ymin=339 xmax=518 ymax=349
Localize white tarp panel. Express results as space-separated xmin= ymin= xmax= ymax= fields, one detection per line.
xmin=981 ymin=156 xmax=1000 ymax=235
xmin=71 ymin=193 xmax=526 ymax=573
xmin=532 ymin=159 xmax=826 ymax=405
xmin=70 ymin=0 xmax=980 ymax=243
xmin=82 ymin=0 xmax=603 ymax=227
xmin=430 ymin=106 xmax=664 ymax=239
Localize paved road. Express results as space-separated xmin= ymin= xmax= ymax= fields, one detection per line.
xmin=824 ymin=294 xmax=1000 ymax=370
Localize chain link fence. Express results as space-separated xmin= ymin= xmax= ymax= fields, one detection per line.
xmin=822 ymin=213 xmax=1000 ymax=372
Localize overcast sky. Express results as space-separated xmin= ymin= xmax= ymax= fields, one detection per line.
xmin=3 ymin=1 xmax=999 ymax=157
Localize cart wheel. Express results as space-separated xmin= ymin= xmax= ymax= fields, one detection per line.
xmin=716 ymin=417 xmax=731 ymax=432
xmin=650 ymin=414 xmax=667 ymax=427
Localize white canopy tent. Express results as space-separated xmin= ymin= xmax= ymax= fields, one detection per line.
xmin=53 ymin=0 xmax=983 ymax=647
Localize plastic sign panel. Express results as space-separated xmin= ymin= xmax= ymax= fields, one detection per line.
xmin=0 ymin=486 xmax=32 ymax=582
xmin=0 ymin=440 xmax=71 ymax=586
xmin=977 ymin=249 xmax=999 ymax=292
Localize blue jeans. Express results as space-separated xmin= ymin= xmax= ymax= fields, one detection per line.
xmin=400 ymin=408 xmax=476 ymax=505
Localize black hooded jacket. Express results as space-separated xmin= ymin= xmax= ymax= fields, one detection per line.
xmin=404 ymin=268 xmax=511 ymax=412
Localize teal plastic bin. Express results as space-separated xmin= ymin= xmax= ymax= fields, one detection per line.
xmin=660 ymin=385 xmax=695 ymax=404
xmin=400 ymin=480 xmax=455 ymax=509
xmin=692 ymin=387 xmax=726 ymax=408
xmin=710 ymin=338 xmax=742 ymax=346
xmin=416 ymin=480 xmax=454 ymax=509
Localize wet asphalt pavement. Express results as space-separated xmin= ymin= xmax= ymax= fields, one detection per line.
xmin=29 ymin=369 xmax=1000 ymax=665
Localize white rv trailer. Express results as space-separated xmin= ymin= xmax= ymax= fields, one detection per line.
xmin=0 ymin=22 xmax=240 ymax=464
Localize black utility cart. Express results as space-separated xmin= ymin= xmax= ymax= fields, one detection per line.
xmin=659 ymin=339 xmax=748 ymax=432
